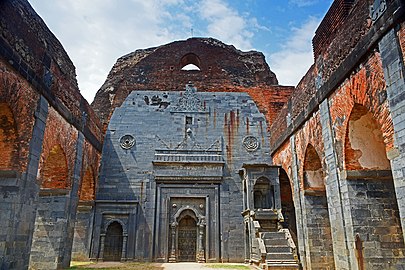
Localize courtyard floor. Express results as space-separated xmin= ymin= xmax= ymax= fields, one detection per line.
xmin=69 ymin=261 xmax=254 ymax=270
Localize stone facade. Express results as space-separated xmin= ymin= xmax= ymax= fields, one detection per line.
xmin=0 ymin=0 xmax=405 ymax=269
xmin=91 ymin=84 xmax=272 ymax=262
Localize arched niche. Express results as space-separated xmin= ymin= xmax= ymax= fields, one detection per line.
xmin=41 ymin=144 xmax=69 ymax=189
xmin=253 ymin=176 xmax=274 ymax=209
xmin=302 ymin=144 xmax=335 ymax=268
xmin=0 ymin=102 xmax=18 ymax=170
xmin=303 ymin=144 xmax=325 ymax=194
xmin=180 ymin=53 xmax=202 ymax=71
xmin=345 ymin=104 xmax=390 ymax=171
xmin=79 ymin=166 xmax=95 ymax=201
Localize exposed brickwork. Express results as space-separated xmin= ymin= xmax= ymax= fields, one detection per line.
xmin=312 ymin=0 xmax=355 ymax=60
xmin=91 ymin=38 xmax=292 ymax=129
xmin=294 ymin=112 xmax=324 ymax=190
xmin=314 ymin=0 xmax=371 ymax=85
xmin=328 ymin=52 xmax=393 ymax=171
xmin=41 ymin=144 xmax=68 ymax=189
xmin=79 ymin=140 xmax=100 ymax=201
xmin=39 ymin=107 xmax=78 ymax=189
xmin=0 ymin=103 xmax=17 ymax=170
xmin=0 ymin=1 xmax=103 ymax=150
xmin=0 ymin=58 xmax=39 ymax=172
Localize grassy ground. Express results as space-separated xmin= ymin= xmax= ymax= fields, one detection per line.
xmin=69 ymin=262 xmax=251 ymax=270
xmin=69 ymin=262 xmax=163 ymax=270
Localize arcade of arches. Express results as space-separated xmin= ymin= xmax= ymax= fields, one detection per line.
xmin=0 ymin=0 xmax=405 ymax=270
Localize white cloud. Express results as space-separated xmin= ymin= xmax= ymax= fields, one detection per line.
xmin=198 ymin=0 xmax=254 ymax=50
xmin=29 ymin=0 xmax=193 ymax=102
xmin=268 ymin=16 xmax=320 ymax=86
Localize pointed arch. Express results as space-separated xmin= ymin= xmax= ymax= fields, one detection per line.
xmin=79 ymin=166 xmax=95 ymax=201
xmin=344 ymin=103 xmax=390 ymax=171
xmin=180 ymin=53 xmax=202 ymax=71
xmin=41 ymin=144 xmax=69 ymax=189
xmin=0 ymin=102 xmax=18 ymax=170
xmin=303 ymin=144 xmax=324 ymax=192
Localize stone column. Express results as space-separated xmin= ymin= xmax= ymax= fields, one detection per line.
xmin=289 ymin=135 xmax=307 ymax=269
xmin=98 ymin=234 xmax=106 ymax=261
xmin=121 ymin=234 xmax=128 ymax=261
xmin=197 ymin=218 xmax=206 ymax=263
xmin=168 ymin=222 xmax=177 ymax=262
xmin=379 ymin=27 xmax=405 ymax=243
xmin=319 ymin=100 xmax=352 ymax=270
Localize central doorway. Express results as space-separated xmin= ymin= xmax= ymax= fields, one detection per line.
xmin=104 ymin=221 xmax=123 ymax=261
xmin=177 ymin=215 xmax=197 ymax=261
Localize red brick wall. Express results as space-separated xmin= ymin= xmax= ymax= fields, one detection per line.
xmin=0 ymin=58 xmax=39 ymax=172
xmin=39 ymin=107 xmax=78 ymax=189
xmin=79 ymin=140 xmax=100 ymax=201
xmin=294 ymin=112 xmax=324 ymax=190
xmin=91 ymin=38 xmax=288 ymax=128
xmin=328 ymin=51 xmax=393 ymax=171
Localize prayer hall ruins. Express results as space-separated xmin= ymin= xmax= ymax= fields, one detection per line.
xmin=1 ymin=0 xmax=405 ymax=269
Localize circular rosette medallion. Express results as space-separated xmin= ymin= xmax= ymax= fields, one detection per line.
xmin=120 ymin=135 xmax=135 ymax=150
xmin=242 ymin=136 xmax=259 ymax=152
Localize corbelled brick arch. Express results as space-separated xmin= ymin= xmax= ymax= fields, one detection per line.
xmin=0 ymin=103 xmax=18 ymax=170
xmin=79 ymin=165 xmax=95 ymax=201
xmin=40 ymin=144 xmax=69 ymax=189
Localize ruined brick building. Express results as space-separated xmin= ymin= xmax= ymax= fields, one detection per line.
xmin=0 ymin=0 xmax=405 ymax=269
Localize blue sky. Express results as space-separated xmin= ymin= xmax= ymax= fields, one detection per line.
xmin=28 ymin=0 xmax=333 ymax=102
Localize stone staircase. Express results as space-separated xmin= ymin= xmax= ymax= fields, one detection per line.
xmin=260 ymin=231 xmax=300 ymax=270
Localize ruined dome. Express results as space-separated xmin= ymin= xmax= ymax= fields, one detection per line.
xmin=91 ymin=37 xmax=279 ymax=127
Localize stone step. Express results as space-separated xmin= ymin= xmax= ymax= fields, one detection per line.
xmin=266 ymin=246 xmax=292 ymax=253
xmin=261 ymin=232 xmax=286 ymax=240
xmin=264 ymin=238 xmax=289 ymax=246
xmin=266 ymin=252 xmax=295 ymax=260
xmin=266 ymin=263 xmax=300 ymax=270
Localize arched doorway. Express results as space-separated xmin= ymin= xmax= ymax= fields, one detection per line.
xmin=177 ymin=214 xmax=197 ymax=262
xmin=279 ymin=168 xmax=298 ymax=249
xmin=344 ymin=104 xmax=405 ymax=269
xmin=104 ymin=221 xmax=123 ymax=261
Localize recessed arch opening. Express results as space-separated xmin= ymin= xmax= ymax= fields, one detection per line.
xmin=0 ymin=102 xmax=18 ymax=170
xmin=345 ymin=104 xmax=390 ymax=171
xmin=253 ymin=176 xmax=274 ymax=209
xmin=303 ymin=144 xmax=325 ymax=192
xmin=302 ymin=144 xmax=335 ymax=269
xmin=344 ymin=103 xmax=404 ymax=268
xmin=41 ymin=144 xmax=69 ymax=189
xmin=103 ymin=221 xmax=123 ymax=261
xmin=79 ymin=166 xmax=95 ymax=201
xmin=180 ymin=53 xmax=201 ymax=71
